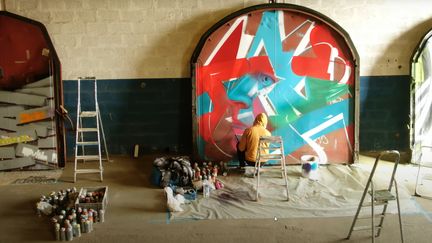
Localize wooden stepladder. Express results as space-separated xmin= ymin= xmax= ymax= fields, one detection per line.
xmin=74 ymin=77 xmax=109 ymax=182
xmin=346 ymin=150 xmax=403 ymax=243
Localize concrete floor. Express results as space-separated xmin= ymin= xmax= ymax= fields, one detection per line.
xmin=0 ymin=154 xmax=431 ymax=243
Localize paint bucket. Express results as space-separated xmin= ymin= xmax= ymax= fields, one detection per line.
xmin=301 ymin=155 xmax=319 ymax=180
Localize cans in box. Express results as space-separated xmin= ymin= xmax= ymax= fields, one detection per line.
xmin=75 ymin=186 xmax=108 ymax=212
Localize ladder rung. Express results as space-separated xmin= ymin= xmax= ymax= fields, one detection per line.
xmin=75 ymin=155 xmax=100 ymax=161
xmin=368 ymin=190 xmax=396 ymax=201
xmin=259 ymin=146 xmax=281 ymax=149
xmin=77 ymin=128 xmax=98 ymax=132
xmin=259 ymin=155 xmax=283 ymax=159
xmin=362 ymin=201 xmax=388 ymax=207
xmin=259 ymin=136 xmax=282 ymax=142
xmin=80 ymin=111 xmax=97 ymax=117
xmin=75 ymin=169 xmax=102 ymax=174
xmin=78 ymin=76 xmax=96 ymax=80
xmin=76 ymin=141 xmax=99 ymax=145
xmin=357 ymin=214 xmax=385 ymax=219
xmin=353 ymin=225 xmax=382 ymax=231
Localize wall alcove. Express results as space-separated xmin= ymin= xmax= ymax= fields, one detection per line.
xmin=411 ymin=28 xmax=432 ymax=163
xmin=0 ymin=11 xmax=65 ymax=169
xmin=191 ymin=3 xmax=359 ymax=164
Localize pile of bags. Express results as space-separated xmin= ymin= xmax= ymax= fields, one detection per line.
xmin=152 ymin=156 xmax=193 ymax=188
xmin=152 ymin=156 xmax=228 ymax=212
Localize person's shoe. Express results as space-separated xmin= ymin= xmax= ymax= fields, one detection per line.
xmin=236 ymin=166 xmax=246 ymax=173
xmin=243 ymin=167 xmax=256 ymax=177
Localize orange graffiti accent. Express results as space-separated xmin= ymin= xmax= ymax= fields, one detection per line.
xmin=19 ymin=110 xmax=49 ymax=124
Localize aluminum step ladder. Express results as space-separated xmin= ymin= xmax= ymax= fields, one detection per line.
xmin=346 ymin=150 xmax=403 ymax=243
xmin=74 ymin=77 xmax=109 ymax=182
xmin=254 ymin=136 xmax=289 ymax=201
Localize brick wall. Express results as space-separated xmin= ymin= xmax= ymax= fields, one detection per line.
xmin=5 ymin=0 xmax=432 ymax=79
xmin=4 ymin=0 xmax=431 ymax=157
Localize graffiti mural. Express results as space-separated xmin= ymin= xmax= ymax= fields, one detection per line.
xmin=0 ymin=11 xmax=65 ymax=170
xmin=192 ymin=5 xmax=359 ymax=164
xmin=411 ymin=29 xmax=432 ymax=163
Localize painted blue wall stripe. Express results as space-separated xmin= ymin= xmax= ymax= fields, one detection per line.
xmin=63 ymin=75 xmax=410 ymax=156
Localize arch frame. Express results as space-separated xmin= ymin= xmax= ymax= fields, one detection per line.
xmin=190 ymin=3 xmax=360 ymax=164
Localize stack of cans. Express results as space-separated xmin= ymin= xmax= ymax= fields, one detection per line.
xmin=36 ymin=188 xmax=106 ymax=241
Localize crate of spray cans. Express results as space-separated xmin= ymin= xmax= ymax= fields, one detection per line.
xmin=75 ymin=186 xmax=108 ymax=212
xmin=36 ymin=187 xmax=106 ymax=241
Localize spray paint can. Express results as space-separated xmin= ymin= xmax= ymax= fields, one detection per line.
xmin=66 ymin=226 xmax=73 ymax=241
xmin=60 ymin=227 xmax=66 ymax=241
xmin=71 ymin=222 xmax=77 ymax=237
xmin=87 ymin=219 xmax=92 ymax=232
xmin=75 ymin=223 xmax=81 ymax=237
xmin=71 ymin=213 xmax=77 ymax=224
xmin=80 ymin=219 xmax=86 ymax=233
xmin=67 ymin=214 xmax=73 ymax=223
xmin=99 ymin=209 xmax=105 ymax=223
xmin=58 ymin=215 xmax=64 ymax=225
xmin=54 ymin=223 xmax=60 ymax=241
xmin=203 ymin=180 xmax=210 ymax=198
xmin=88 ymin=211 xmax=94 ymax=223
xmin=84 ymin=220 xmax=90 ymax=233
xmin=93 ymin=210 xmax=99 ymax=223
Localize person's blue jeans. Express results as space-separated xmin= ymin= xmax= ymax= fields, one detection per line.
xmin=236 ymin=142 xmax=255 ymax=167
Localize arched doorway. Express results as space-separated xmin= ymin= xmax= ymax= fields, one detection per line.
xmin=0 ymin=11 xmax=65 ymax=169
xmin=191 ymin=3 xmax=359 ymax=164
xmin=411 ymin=28 xmax=432 ymax=163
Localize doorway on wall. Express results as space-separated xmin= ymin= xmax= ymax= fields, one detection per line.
xmin=0 ymin=11 xmax=65 ymax=170
xmin=411 ymin=29 xmax=432 ymax=163
xmin=191 ymin=3 xmax=360 ymax=165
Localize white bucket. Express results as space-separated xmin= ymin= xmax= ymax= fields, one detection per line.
xmin=301 ymin=155 xmax=319 ymax=180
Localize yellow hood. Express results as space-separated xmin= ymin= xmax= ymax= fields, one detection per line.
xmin=253 ymin=113 xmax=268 ymax=127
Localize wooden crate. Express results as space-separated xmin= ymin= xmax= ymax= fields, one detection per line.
xmin=75 ymin=186 xmax=108 ymax=212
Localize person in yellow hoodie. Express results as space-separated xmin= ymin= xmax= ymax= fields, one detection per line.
xmin=237 ymin=113 xmax=272 ymax=168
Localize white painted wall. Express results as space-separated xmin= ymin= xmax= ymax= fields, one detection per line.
xmin=4 ymin=0 xmax=432 ymax=79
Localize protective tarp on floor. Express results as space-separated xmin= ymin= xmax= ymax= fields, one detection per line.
xmin=170 ymin=162 xmax=418 ymax=220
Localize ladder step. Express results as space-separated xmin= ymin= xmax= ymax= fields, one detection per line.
xmin=77 ymin=128 xmax=98 ymax=132
xmin=353 ymin=225 xmax=382 ymax=231
xmin=80 ymin=111 xmax=97 ymax=117
xmin=259 ymin=136 xmax=282 ymax=142
xmin=368 ymin=190 xmax=396 ymax=201
xmin=76 ymin=141 xmax=99 ymax=145
xmin=357 ymin=214 xmax=386 ymax=219
xmin=362 ymin=201 xmax=388 ymax=207
xmin=75 ymin=169 xmax=102 ymax=174
xmin=260 ymin=146 xmax=282 ymax=149
xmin=75 ymin=155 xmax=100 ymax=161
xmin=259 ymin=155 xmax=284 ymax=159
